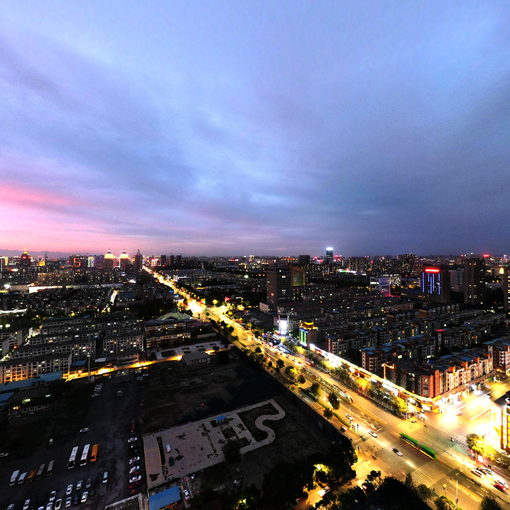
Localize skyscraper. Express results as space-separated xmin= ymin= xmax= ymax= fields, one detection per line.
xmin=325 ymin=247 xmax=334 ymax=263
xmin=464 ymin=257 xmax=485 ymax=305
xmin=134 ymin=249 xmax=143 ymax=273
xmin=266 ymin=265 xmax=292 ymax=309
xmin=421 ymin=266 xmax=451 ymax=304
xmin=104 ymin=249 xmax=115 ymax=270
xmin=119 ymin=250 xmax=130 ymax=271
xmin=503 ymin=266 xmax=510 ymax=314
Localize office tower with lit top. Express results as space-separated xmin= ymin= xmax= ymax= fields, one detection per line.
xmin=325 ymin=247 xmax=334 ymax=263
xmin=421 ymin=266 xmax=451 ymax=303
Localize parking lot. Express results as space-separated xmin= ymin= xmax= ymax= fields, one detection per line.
xmin=0 ymin=370 xmax=145 ymax=509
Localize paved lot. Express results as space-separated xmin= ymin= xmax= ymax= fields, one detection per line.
xmin=143 ymin=399 xmax=284 ymax=489
xmin=0 ymin=370 xmax=144 ymax=509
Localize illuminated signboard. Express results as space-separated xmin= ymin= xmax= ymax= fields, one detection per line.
xmin=424 ymin=268 xmax=440 ymax=273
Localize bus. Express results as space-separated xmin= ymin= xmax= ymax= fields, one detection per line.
xmin=400 ymin=433 xmax=437 ymax=460
xmin=46 ymin=459 xmax=54 ymax=476
xmin=9 ymin=470 xmax=20 ymax=486
xmin=36 ymin=464 xmax=45 ymax=480
xmin=90 ymin=444 xmax=99 ymax=463
xmin=80 ymin=444 xmax=90 ymax=466
xmin=68 ymin=446 xmax=79 ymax=469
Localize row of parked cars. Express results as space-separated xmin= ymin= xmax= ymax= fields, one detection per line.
xmin=127 ymin=421 xmax=143 ymax=497
xmin=15 ymin=472 xmax=108 ymax=510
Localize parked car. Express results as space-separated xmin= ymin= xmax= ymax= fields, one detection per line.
xmin=79 ymin=428 xmax=89 ymax=433
xmin=129 ymin=456 xmax=141 ymax=464
xmin=392 ymin=448 xmax=403 ymax=456
xmin=65 ymin=497 xmax=71 ymax=508
xmin=55 ymin=499 xmax=62 ymax=510
xmin=129 ymin=475 xmax=142 ymax=483
xmin=129 ymin=465 xmax=140 ymax=474
xmin=127 ymin=437 xmax=138 ymax=443
xmin=76 ymin=479 xmax=83 ymax=491
xmin=66 ymin=483 xmax=73 ymax=495
xmin=368 ymin=430 xmax=378 ymax=438
xmin=49 ymin=491 xmax=57 ymax=502
xmin=81 ymin=492 xmax=88 ymax=503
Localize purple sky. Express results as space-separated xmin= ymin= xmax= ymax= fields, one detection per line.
xmin=2 ymin=1 xmax=510 ymax=256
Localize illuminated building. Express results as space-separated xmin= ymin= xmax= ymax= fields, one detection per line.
xmin=486 ymin=337 xmax=510 ymax=374
xmin=503 ymin=266 xmax=510 ymax=314
xmin=325 ymin=247 xmax=334 ymax=263
xmin=119 ymin=250 xmax=130 ymax=271
xmin=19 ymin=249 xmax=31 ymax=268
xmin=463 ymin=257 xmax=485 ymax=305
xmin=299 ymin=321 xmax=318 ymax=346
xmin=267 ymin=265 xmax=291 ymax=309
xmin=266 ymin=264 xmax=305 ymax=309
xmin=421 ymin=266 xmax=451 ymax=304
xmin=494 ymin=392 xmax=510 ymax=452
xmin=104 ymin=249 xmax=115 ymax=270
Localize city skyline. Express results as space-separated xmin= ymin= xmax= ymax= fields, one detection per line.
xmin=3 ymin=1 xmax=510 ymax=255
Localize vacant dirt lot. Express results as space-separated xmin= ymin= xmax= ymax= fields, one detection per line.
xmin=141 ymin=352 xmax=336 ymax=492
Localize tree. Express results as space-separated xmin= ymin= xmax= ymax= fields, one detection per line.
xmin=366 ymin=470 xmax=382 ymax=486
xmin=285 ymin=366 xmax=296 ymax=381
xmin=416 ymin=484 xmax=435 ymax=500
xmin=254 ymin=346 xmax=262 ymax=354
xmin=328 ymin=392 xmax=340 ymax=410
xmin=481 ymin=496 xmax=503 ymax=510
xmin=434 ymin=496 xmax=457 ymax=510
xmin=297 ymin=374 xmax=306 ymax=385
xmin=222 ymin=439 xmax=242 ymax=463
xmin=276 ymin=359 xmax=284 ymax=371
xmin=323 ymin=408 xmax=333 ymax=419
xmin=310 ymin=382 xmax=321 ymax=398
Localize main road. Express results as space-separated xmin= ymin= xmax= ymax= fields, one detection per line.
xmin=147 ymin=268 xmax=509 ymax=509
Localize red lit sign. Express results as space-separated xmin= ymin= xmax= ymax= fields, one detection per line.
xmin=424 ymin=267 xmax=440 ymax=273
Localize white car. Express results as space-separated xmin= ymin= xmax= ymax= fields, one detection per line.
xmin=55 ymin=499 xmax=62 ymax=510
xmin=46 ymin=503 xmax=53 ymax=510
xmin=183 ymin=489 xmax=191 ymax=500
xmin=76 ymin=479 xmax=83 ymax=491
xmin=129 ymin=456 xmax=141 ymax=464
xmin=81 ymin=492 xmax=88 ymax=503
xmin=65 ymin=497 xmax=72 ymax=508
xmin=392 ymin=448 xmax=403 ymax=456
xmin=127 ymin=436 xmax=138 ymax=443
xmin=79 ymin=427 xmax=89 ymax=433
xmin=49 ymin=490 xmax=57 ymax=502
xmin=129 ymin=475 xmax=142 ymax=483
xmin=129 ymin=465 xmax=141 ymax=474
xmin=368 ymin=430 xmax=378 ymax=438
xmin=66 ymin=483 xmax=73 ymax=495
xmin=23 ymin=501 xmax=31 ymax=510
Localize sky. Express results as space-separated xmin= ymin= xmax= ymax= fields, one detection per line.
xmin=1 ymin=1 xmax=510 ymax=256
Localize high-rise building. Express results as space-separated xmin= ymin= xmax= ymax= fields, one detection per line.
xmin=19 ymin=249 xmax=31 ymax=268
xmin=325 ymin=247 xmax=334 ymax=263
xmin=266 ymin=265 xmax=292 ymax=309
xmin=104 ymin=249 xmax=115 ymax=270
xmin=464 ymin=257 xmax=485 ymax=305
xmin=503 ymin=266 xmax=510 ymax=314
xmin=119 ymin=250 xmax=130 ymax=271
xmin=421 ymin=266 xmax=451 ymax=303
xmin=298 ymin=254 xmax=311 ymax=265
xmin=160 ymin=255 xmax=167 ymax=266
xmin=134 ymin=250 xmax=143 ymax=273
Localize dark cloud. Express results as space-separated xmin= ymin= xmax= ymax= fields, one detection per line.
xmin=1 ymin=1 xmax=510 ymax=255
